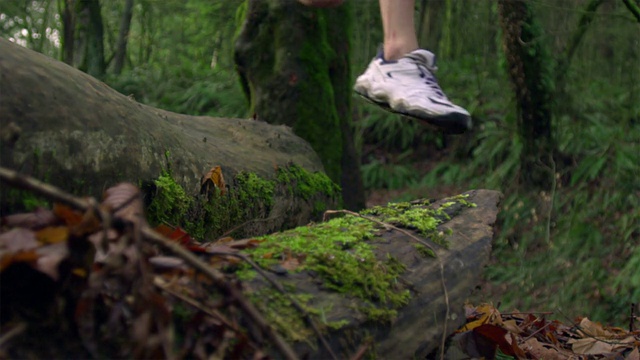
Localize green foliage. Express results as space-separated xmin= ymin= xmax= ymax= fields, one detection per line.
xmin=106 ymin=65 xmax=247 ymax=118
xmin=361 ymin=155 xmax=418 ymax=190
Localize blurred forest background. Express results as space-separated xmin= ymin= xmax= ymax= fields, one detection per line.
xmin=1 ymin=0 xmax=638 ymax=325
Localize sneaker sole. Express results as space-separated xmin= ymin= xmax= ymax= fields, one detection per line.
xmin=355 ymin=92 xmax=472 ymax=135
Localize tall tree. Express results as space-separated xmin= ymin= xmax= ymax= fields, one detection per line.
xmin=113 ymin=0 xmax=134 ymax=74
xmin=498 ymin=0 xmax=555 ymax=190
xmin=59 ymin=0 xmax=76 ymax=65
xmin=234 ymin=0 xmax=365 ymax=210
xmin=74 ymin=0 xmax=105 ymax=78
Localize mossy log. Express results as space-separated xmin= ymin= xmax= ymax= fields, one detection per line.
xmin=240 ymin=189 xmax=501 ymax=359
xmin=0 ymin=38 xmax=339 ymax=237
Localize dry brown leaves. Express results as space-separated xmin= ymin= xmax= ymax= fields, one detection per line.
xmin=0 ymin=182 xmax=268 ymax=359
xmin=454 ymin=303 xmax=640 ymax=359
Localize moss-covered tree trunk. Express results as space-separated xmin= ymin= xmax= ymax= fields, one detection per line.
xmin=498 ymin=0 xmax=555 ymax=190
xmin=234 ymin=0 xmax=365 ymax=210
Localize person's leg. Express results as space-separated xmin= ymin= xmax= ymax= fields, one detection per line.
xmin=354 ymin=0 xmax=472 ymax=133
xmin=379 ymin=0 xmax=419 ymax=61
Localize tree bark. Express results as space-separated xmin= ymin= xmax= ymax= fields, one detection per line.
xmin=498 ymin=0 xmax=555 ymax=190
xmin=59 ymin=0 xmax=76 ymax=65
xmin=74 ymin=0 xmax=105 ymax=78
xmin=0 ymin=38 xmax=338 ymax=237
xmin=234 ymin=0 xmax=365 ymax=210
xmin=113 ymin=0 xmax=134 ymax=75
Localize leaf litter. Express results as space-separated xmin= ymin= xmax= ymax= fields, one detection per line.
xmin=0 ymin=181 xmax=277 ymax=359
xmin=453 ymin=303 xmax=640 ymax=359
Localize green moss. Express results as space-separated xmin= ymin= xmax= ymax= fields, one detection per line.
xmin=235 ymin=171 xmax=275 ymax=207
xmin=249 ymin=290 xmax=316 ymax=342
xmin=144 ymin=164 xmax=340 ymax=240
xmin=240 ymin=213 xmax=410 ymax=327
xmin=361 ymin=195 xmax=476 ymax=248
xmin=147 ymin=172 xmax=192 ymax=227
xmin=413 ymin=244 xmax=436 ymax=258
xmin=3 ymin=189 xmax=50 ymax=211
xmin=276 ymin=163 xmax=341 ymax=201
xmin=357 ymin=306 xmax=398 ymax=323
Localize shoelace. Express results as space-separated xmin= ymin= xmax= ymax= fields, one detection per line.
xmin=404 ymin=53 xmax=448 ymax=100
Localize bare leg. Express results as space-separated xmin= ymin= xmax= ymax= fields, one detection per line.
xmin=379 ymin=0 xmax=419 ymax=60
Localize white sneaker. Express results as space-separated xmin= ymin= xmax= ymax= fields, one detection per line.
xmin=354 ymin=49 xmax=472 ymax=134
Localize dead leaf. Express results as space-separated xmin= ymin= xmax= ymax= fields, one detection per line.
xmin=201 ymin=166 xmax=226 ymax=196
xmin=568 ymin=337 xmax=614 ymax=355
xmin=280 ymin=257 xmax=301 ymax=271
xmin=576 ymin=317 xmax=611 ymax=338
xmin=2 ymin=207 xmax=57 ymax=229
xmin=53 ymin=203 xmax=84 ymax=226
xmin=0 ymin=250 xmax=39 ymax=272
xmin=474 ymin=324 xmax=518 ymax=357
xmin=70 ymin=207 xmax=103 ymax=237
xmin=36 ymin=226 xmax=69 ymax=244
xmin=627 ymin=346 xmax=640 ymax=360
xmin=205 ymin=244 xmax=238 ymax=254
xmin=523 ymin=338 xmax=568 ymax=360
xmin=149 ymin=256 xmax=185 ymax=270
xmin=502 ymin=319 xmax=523 ymax=334
xmin=103 ymin=183 xmax=146 ymax=225
xmin=458 ymin=303 xmax=502 ymax=332
xmin=215 ymin=236 xmax=234 ymax=244
xmin=34 ymin=242 xmax=68 ymax=280
xmin=226 ymin=238 xmax=262 ymax=250
xmin=154 ymin=224 xmax=192 ymax=245
xmin=0 ymin=228 xmax=39 ymax=252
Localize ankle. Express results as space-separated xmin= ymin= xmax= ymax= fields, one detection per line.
xmin=383 ymin=41 xmax=418 ymax=61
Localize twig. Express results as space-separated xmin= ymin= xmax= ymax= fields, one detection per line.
xmin=630 ymin=303 xmax=636 ymax=333
xmin=153 ymin=276 xmax=239 ymax=332
xmin=217 ymin=216 xmax=281 ymax=239
xmin=142 ymin=228 xmax=298 ymax=360
xmin=0 ymin=166 xmax=90 ymax=210
xmin=323 ymin=209 xmax=451 ymax=360
xmin=207 ymin=251 xmax=339 ymax=360
xmin=522 ymin=320 xmax=553 ymax=342
xmin=0 ymin=166 xmax=299 ymax=360
xmin=349 ymin=339 xmax=372 ymax=360
xmin=0 ymin=322 xmax=27 ymax=347
xmin=501 ymin=311 xmax=554 ymax=316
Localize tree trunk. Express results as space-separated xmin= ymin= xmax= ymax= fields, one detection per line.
xmin=113 ymin=0 xmax=134 ymax=75
xmin=498 ymin=0 xmax=555 ymax=190
xmin=74 ymin=0 xmax=105 ymax=78
xmin=234 ymin=0 xmax=365 ymax=210
xmin=59 ymin=0 xmax=76 ymax=65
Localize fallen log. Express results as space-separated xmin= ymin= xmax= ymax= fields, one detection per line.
xmin=0 ymin=38 xmax=338 ymax=237
xmin=239 ymin=189 xmax=502 ymax=359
